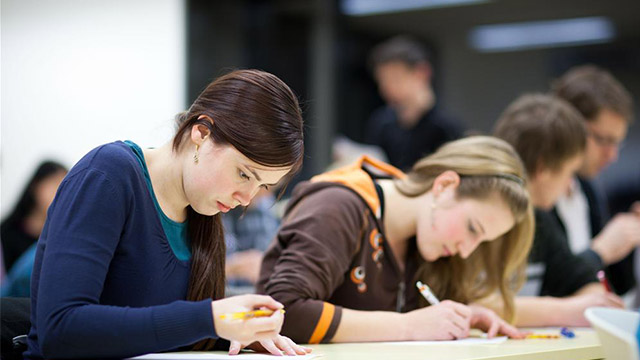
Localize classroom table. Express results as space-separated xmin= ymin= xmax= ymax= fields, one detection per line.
xmin=305 ymin=328 xmax=603 ymax=360
xmin=131 ymin=328 xmax=604 ymax=360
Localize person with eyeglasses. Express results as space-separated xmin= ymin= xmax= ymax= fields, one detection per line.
xmin=492 ymin=94 xmax=624 ymax=327
xmin=551 ymin=65 xmax=640 ymax=297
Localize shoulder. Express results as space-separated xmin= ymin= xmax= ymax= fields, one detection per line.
xmin=73 ymin=141 xmax=138 ymax=173
xmin=577 ymin=177 xmax=601 ymax=204
xmin=534 ymin=209 xmax=556 ymax=230
xmin=425 ymin=107 xmax=464 ymax=133
xmin=67 ymin=141 xmax=141 ymax=184
xmin=427 ymin=105 xmax=456 ymax=122
xmin=284 ymin=182 xmax=369 ymax=229
xmin=368 ymin=107 xmax=397 ymax=127
xmin=60 ymin=141 xmax=143 ymax=200
xmin=289 ymin=182 xmax=368 ymax=212
xmin=533 ymin=209 xmax=567 ymax=246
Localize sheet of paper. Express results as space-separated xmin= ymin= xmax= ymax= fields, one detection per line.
xmin=379 ymin=335 xmax=508 ymax=346
xmin=129 ymin=352 xmax=323 ymax=360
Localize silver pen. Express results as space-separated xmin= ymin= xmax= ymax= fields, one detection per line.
xmin=416 ymin=280 xmax=440 ymax=305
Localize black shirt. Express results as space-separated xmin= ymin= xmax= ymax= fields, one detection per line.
xmin=552 ymin=177 xmax=636 ymax=295
xmin=365 ymin=105 xmax=464 ymax=171
xmin=524 ymin=209 xmax=598 ymax=297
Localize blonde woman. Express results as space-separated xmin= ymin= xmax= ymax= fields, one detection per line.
xmin=257 ymin=136 xmax=534 ymax=343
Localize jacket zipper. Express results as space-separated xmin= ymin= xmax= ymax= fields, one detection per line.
xmin=396 ymin=281 xmax=405 ymax=312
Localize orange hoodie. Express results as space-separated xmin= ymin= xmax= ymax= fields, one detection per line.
xmin=257 ymin=156 xmax=420 ymax=344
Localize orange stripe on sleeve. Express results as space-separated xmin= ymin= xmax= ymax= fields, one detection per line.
xmin=308 ymin=302 xmax=336 ymax=344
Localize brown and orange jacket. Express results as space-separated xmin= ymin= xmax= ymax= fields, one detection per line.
xmin=257 ymin=156 xmax=422 ymax=344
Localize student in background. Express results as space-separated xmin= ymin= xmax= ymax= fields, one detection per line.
xmin=605 ymin=172 xmax=640 ymax=306
xmin=364 ymin=35 xmax=463 ymax=171
xmin=2 ymin=243 xmax=39 ymax=297
xmin=0 ymin=248 xmax=5 ymax=283
xmin=25 ymin=70 xmax=310 ymax=359
xmin=258 ymin=136 xmax=533 ymax=343
xmin=224 ymin=188 xmax=280 ymax=293
xmin=552 ymin=65 xmax=640 ymax=295
xmin=1 ymin=161 xmax=67 ymax=272
xmin=493 ymin=93 xmax=624 ymax=326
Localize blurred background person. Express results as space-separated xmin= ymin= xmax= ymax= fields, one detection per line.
xmin=224 ymin=188 xmax=281 ymax=295
xmin=364 ymin=35 xmax=464 ymax=171
xmin=551 ymin=65 xmax=640 ymax=297
xmin=1 ymin=161 xmax=67 ymax=273
xmin=493 ymin=93 xmax=624 ymax=326
xmin=1 ymin=161 xmax=67 ymax=297
xmin=1 ymin=248 xmax=5 ymax=282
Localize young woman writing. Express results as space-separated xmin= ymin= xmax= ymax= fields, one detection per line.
xmin=25 ymin=70 xmax=309 ymax=358
xmin=258 ymin=136 xmax=534 ymax=343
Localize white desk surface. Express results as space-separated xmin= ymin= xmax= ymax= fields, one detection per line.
xmin=304 ymin=328 xmax=603 ymax=360
xmin=131 ymin=328 xmax=603 ymax=360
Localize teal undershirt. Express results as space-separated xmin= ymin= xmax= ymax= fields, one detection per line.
xmin=124 ymin=140 xmax=191 ymax=261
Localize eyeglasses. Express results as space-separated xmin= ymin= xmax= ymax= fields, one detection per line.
xmin=587 ymin=128 xmax=624 ymax=149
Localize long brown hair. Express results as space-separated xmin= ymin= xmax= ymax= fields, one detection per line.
xmin=172 ymin=70 xmax=303 ymax=349
xmin=395 ymin=136 xmax=534 ymax=322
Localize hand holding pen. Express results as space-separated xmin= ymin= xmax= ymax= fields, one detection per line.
xmin=219 ymin=308 xmax=286 ymax=320
xmin=211 ymin=294 xmax=311 ymax=356
xmin=416 ymin=281 xmax=440 ymax=305
xmin=415 ymin=281 xmax=525 ymax=339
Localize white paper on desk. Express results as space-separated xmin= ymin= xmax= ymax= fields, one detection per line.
xmin=380 ymin=335 xmax=508 ymax=346
xmin=129 ymin=352 xmax=322 ymax=360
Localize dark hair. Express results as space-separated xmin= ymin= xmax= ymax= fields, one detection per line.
xmin=367 ymin=35 xmax=430 ymax=73
xmin=172 ymin=69 xmax=304 ymax=350
xmin=494 ymin=93 xmax=587 ymax=176
xmin=1 ymin=160 xmax=67 ymax=228
xmin=552 ymin=65 xmax=634 ymax=123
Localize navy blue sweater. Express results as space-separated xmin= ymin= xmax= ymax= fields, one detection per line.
xmin=26 ymin=142 xmax=216 ymax=359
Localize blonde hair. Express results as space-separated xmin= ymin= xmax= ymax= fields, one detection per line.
xmin=396 ymin=136 xmax=534 ymax=322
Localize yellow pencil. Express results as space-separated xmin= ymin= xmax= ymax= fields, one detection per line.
xmin=219 ymin=309 xmax=285 ymax=320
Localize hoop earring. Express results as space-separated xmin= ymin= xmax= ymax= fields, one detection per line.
xmin=193 ymin=144 xmax=200 ymax=164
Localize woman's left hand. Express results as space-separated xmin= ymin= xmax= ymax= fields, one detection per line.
xmin=468 ymin=305 xmax=525 ymax=339
xmin=229 ymin=335 xmax=313 ymax=356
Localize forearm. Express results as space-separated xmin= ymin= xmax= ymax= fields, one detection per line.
xmin=573 ymin=282 xmax=605 ymax=296
xmin=332 ymin=308 xmax=407 ymax=342
xmin=478 ymin=296 xmax=584 ymax=327
xmin=38 ymin=299 xmax=215 ymax=358
xmin=512 ymin=297 xmax=576 ymax=327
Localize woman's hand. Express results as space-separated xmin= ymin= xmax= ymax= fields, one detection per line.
xmin=229 ymin=335 xmax=312 ymax=356
xmin=212 ymin=294 xmax=312 ymax=355
xmin=211 ymin=295 xmax=281 ymax=350
xmin=468 ymin=304 xmax=525 ymax=339
xmin=403 ymin=300 xmax=472 ymax=340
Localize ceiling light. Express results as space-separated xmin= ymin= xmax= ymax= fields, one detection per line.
xmin=469 ymin=17 xmax=615 ymax=52
xmin=342 ymin=0 xmax=489 ymax=16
